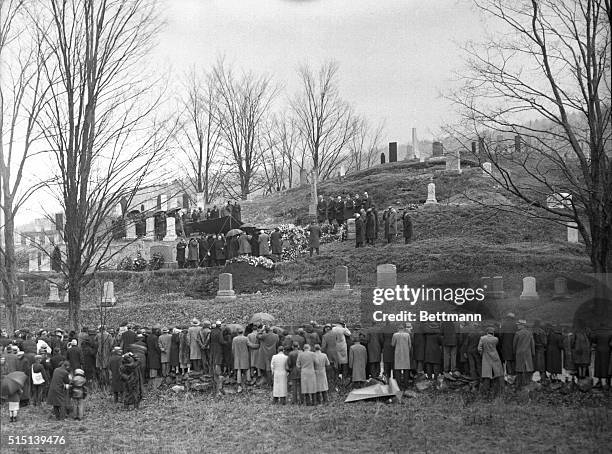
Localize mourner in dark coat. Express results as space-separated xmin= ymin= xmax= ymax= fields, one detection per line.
xmin=317 ymin=196 xmax=327 ymax=224
xmin=307 ymin=222 xmax=321 ymax=256
xmin=119 ymin=354 xmax=144 ymax=410
xmin=47 ymin=361 xmax=71 ymax=419
xmin=146 ymin=329 xmax=161 ymax=377
xmin=424 ymin=326 xmax=442 ymax=378
xmin=365 ymin=329 xmax=383 ymax=378
xmin=214 ymin=235 xmax=226 ymax=265
xmin=382 ymin=330 xmax=395 ymax=378
xmin=365 ymin=209 xmax=376 ymax=245
xmin=402 ymin=212 xmax=413 ymax=243
xmin=271 ymin=229 xmax=283 ymax=257
xmin=109 ymin=348 xmax=124 ymax=402
xmin=66 ymin=340 xmax=82 ymax=372
xmin=590 ymin=328 xmax=611 ymax=382
xmin=499 ymin=314 xmax=517 ymax=375
xmin=545 ymin=326 xmax=564 ymax=377
xmin=326 ymin=196 xmax=336 ymax=225
xmin=355 ymin=214 xmax=365 ymax=247
xmin=176 ymin=239 xmax=187 ymax=268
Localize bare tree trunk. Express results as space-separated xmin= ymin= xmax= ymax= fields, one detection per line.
xmin=2 ymin=203 xmax=19 ymax=332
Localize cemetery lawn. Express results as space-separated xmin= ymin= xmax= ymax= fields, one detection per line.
xmin=2 ymin=387 xmax=610 ymax=453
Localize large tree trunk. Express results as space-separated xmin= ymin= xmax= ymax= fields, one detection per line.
xmin=2 ymin=201 xmax=19 ymax=332
xmin=590 ymin=220 xmax=611 ymax=273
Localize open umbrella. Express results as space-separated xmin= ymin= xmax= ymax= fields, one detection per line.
xmin=226 ymin=323 xmax=245 ymax=334
xmin=226 ymin=229 xmax=244 ymax=237
xmin=0 ymin=371 xmax=27 ymax=397
xmin=250 ymin=312 xmax=275 ymax=325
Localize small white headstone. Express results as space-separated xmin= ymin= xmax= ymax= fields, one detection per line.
xmin=126 ymin=222 xmax=137 ymax=240
xmin=376 ymin=264 xmax=397 ymax=288
xmin=346 ymin=218 xmax=356 ymax=240
xmin=567 ymin=222 xmax=579 ymax=243
xmin=48 ymin=283 xmax=60 ymax=303
xmin=482 ymin=162 xmax=492 ymax=177
xmin=333 ymin=265 xmax=351 ymax=295
xmin=63 ymin=290 xmax=69 ymax=303
xmin=165 ymin=216 xmax=177 ymax=241
xmin=424 ymin=180 xmax=438 ymax=205
xmin=145 ymin=216 xmax=155 ymax=240
xmin=519 ymin=276 xmax=539 ymax=300
xmin=102 ymin=281 xmax=117 ymax=306
xmin=216 ymin=273 xmax=236 ymax=302
xmin=553 ymin=277 xmax=568 ymax=299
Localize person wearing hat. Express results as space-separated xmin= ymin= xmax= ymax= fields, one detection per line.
xmin=119 ymin=353 xmax=144 ymax=410
xmin=95 ymin=326 xmax=114 ymax=389
xmin=232 ymin=329 xmax=250 ymax=391
xmin=532 ymin=319 xmax=547 ymax=379
xmin=355 ymin=212 xmax=365 ymax=248
xmin=306 ymin=220 xmax=321 ymax=257
xmin=146 ymin=326 xmax=162 ymax=384
xmin=402 ymin=210 xmax=413 ymax=244
xmin=270 ymin=345 xmax=288 ymax=404
xmin=513 ymin=320 xmax=535 ymax=386
xmin=31 ymin=354 xmax=49 ymax=406
xmin=499 ymin=313 xmax=517 ymax=379
xmin=187 ymin=319 xmax=202 ymax=372
xmin=383 ymin=205 xmax=398 ymax=244
xmin=158 ymin=328 xmax=172 ymax=377
xmin=478 ymin=327 xmax=504 ymax=393
xmin=258 ymin=230 xmax=270 ymax=257
xmin=392 ymin=324 xmax=413 ymax=390
xmin=70 ymin=369 xmax=88 ymax=420
xmin=109 ymin=347 xmax=124 ymax=403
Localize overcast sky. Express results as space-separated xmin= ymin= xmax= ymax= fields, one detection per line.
xmin=154 ymin=0 xmax=485 ymax=141
xmin=17 ymin=0 xmax=487 ymax=223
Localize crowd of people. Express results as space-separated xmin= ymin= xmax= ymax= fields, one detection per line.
xmin=1 ymin=314 xmax=610 ymax=421
xmin=181 ymin=200 xmax=242 ymax=224
xmin=175 ymin=228 xmax=283 ymax=268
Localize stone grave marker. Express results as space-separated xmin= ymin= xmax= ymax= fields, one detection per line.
xmin=445 ymin=149 xmax=461 ymax=173
xmin=377 ymin=264 xmax=397 ymax=288
xmin=126 ymin=222 xmax=137 ymax=240
xmin=567 ymin=222 xmax=579 ymax=243
xmin=165 ymin=216 xmax=177 ymax=241
xmin=216 ymin=273 xmax=236 ymax=302
xmin=424 ymin=178 xmax=438 ymax=206
xmin=482 ymin=162 xmax=492 ymax=177
xmin=519 ymin=276 xmax=539 ymax=300
xmin=101 ymin=281 xmax=117 ymax=306
xmin=347 ymin=218 xmax=356 ymax=240
xmin=151 ymin=244 xmax=178 ymax=269
xmin=333 ymin=266 xmax=351 ymax=295
xmin=48 ymin=283 xmax=60 ymax=303
xmin=490 ymin=276 xmax=505 ymax=298
xmin=553 ymin=277 xmax=569 ymax=299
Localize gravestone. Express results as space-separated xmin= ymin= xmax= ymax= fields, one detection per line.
xmin=48 ymin=283 xmax=60 ymax=303
xmin=519 ymin=276 xmax=539 ymax=300
xmin=165 ymin=216 xmax=177 ymax=241
xmin=376 ymin=264 xmax=397 ymax=288
xmin=63 ymin=290 xmax=69 ymax=303
xmin=101 ymin=281 xmax=117 ymax=306
xmin=333 ymin=265 xmax=351 ymax=295
xmin=380 ymin=153 xmax=386 ymax=164
xmin=482 ymin=162 xmax=492 ymax=176
xmin=445 ymin=149 xmax=461 ymax=173
xmin=126 ymin=222 xmax=137 ymax=240
xmin=145 ymin=215 xmax=155 ymax=240
xmin=346 ymin=218 xmax=356 ymax=240
xmin=567 ymin=222 xmax=579 ymax=243
xmin=389 ymin=142 xmax=398 ymax=162
xmin=481 ymin=276 xmax=491 ymax=295
xmin=490 ymin=276 xmax=505 ymax=298
xmin=553 ymin=277 xmax=569 ymax=299
xmin=514 ymin=135 xmax=521 ymax=153
xmin=150 ymin=244 xmax=178 ymax=269
xmin=216 ymin=273 xmax=236 ymax=302
xmin=424 ymin=178 xmax=438 ymax=206
xmin=432 ymin=141 xmax=443 ymax=157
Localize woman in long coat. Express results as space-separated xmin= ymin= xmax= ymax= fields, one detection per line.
xmin=187 ymin=238 xmax=199 ymax=268
xmin=392 ymin=326 xmax=412 ymax=388
xmin=545 ymin=326 xmax=564 ymax=378
xmin=258 ymin=232 xmax=270 ymax=256
xmin=590 ymin=328 xmax=611 ymax=382
xmin=355 ymin=214 xmax=365 ymax=247
xmin=513 ymin=323 xmax=535 ymax=385
xmin=349 ymin=340 xmax=367 ymax=384
xmin=179 ymin=328 xmax=191 ymax=373
xmin=238 ymin=234 xmax=252 ymax=255
xmin=270 ymin=229 xmax=282 ymax=256
xmin=297 ymin=345 xmax=317 ymax=405
xmin=321 ymin=325 xmax=338 ymax=367
xmin=270 ymin=347 xmax=288 ymax=402
xmin=365 ymin=210 xmax=376 ymax=245
xmin=232 ymin=331 xmax=250 ymax=376
xmin=214 ymin=235 xmax=226 ymax=265
xmin=46 ymin=361 xmax=71 ymax=419
xmin=402 ymin=212 xmax=413 ymax=243
xmin=119 ymin=355 xmax=144 ymax=410
xmin=477 ymin=329 xmax=504 ymax=379
xmin=314 ymin=345 xmax=330 ymax=402
xmin=424 ymin=325 xmax=442 ymax=378
xmin=256 ymin=329 xmax=279 ymax=376
xmin=169 ymin=328 xmax=180 ymax=372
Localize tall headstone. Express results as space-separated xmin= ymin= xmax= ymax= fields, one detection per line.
xmin=389 ymin=142 xmax=398 ymax=162
xmin=490 ymin=276 xmax=505 ymax=298
xmin=101 ymin=281 xmax=117 ymax=306
xmin=380 ymin=153 xmax=386 ymax=164
xmin=333 ymin=265 xmax=351 ymax=295
xmin=519 ymin=276 xmax=539 ymax=300
xmin=145 ymin=214 xmax=155 ymax=240
xmin=376 ymin=264 xmax=397 ymax=288
xmin=48 ymin=283 xmax=60 ymax=303
xmin=63 ymin=290 xmax=69 ymax=304
xmin=445 ymin=149 xmax=461 ymax=173
xmin=432 ymin=141 xmax=443 ymax=157
xmin=424 ymin=178 xmax=438 ymax=205
xmin=567 ymin=222 xmax=579 ymax=243
xmin=346 ymin=218 xmax=356 ymax=240
xmin=553 ymin=277 xmax=568 ymax=299
xmin=412 ymin=128 xmax=422 ymax=162
xmin=299 ymin=169 xmax=308 ymax=186
xmin=165 ymin=216 xmax=177 ymax=241
xmin=482 ymin=162 xmax=492 ymax=177
xmin=216 ymin=273 xmax=236 ymax=302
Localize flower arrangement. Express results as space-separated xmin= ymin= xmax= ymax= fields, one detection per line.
xmin=227 ymin=255 xmax=275 ymax=269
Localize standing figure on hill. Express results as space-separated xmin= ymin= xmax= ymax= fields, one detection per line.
xmin=232 ymin=201 xmax=241 ymax=222
xmin=365 ymin=327 xmax=383 ymax=379
xmin=317 ymin=195 xmax=327 ymax=224
xmin=224 ymin=201 xmax=233 ymax=217
xmin=211 ymin=205 xmax=219 ymax=219
xmin=334 ymin=196 xmax=345 ymax=227
xmin=313 ymin=344 xmax=330 ymax=403
xmin=297 ymin=344 xmax=317 ymax=406
xmin=590 ymin=325 xmax=611 ymax=388
xmin=95 ymin=326 xmax=114 ymax=389
xmin=513 ymin=320 xmax=535 ymax=386
xmin=271 ymin=228 xmax=283 ymax=260
xmin=214 ymin=234 xmax=226 ymax=266
xmin=392 ymin=324 xmax=412 ymax=390
xmin=327 ymin=196 xmax=336 ymax=229
xmin=332 ymin=323 xmax=351 ymax=382
xmin=478 ymin=327 xmax=504 ymax=393
xmin=198 ymin=234 xmax=207 ymax=267
xmin=362 ymin=191 xmax=372 ymax=210
xmin=343 ymin=195 xmax=354 ymax=221
xmin=188 ymin=319 xmax=202 ymax=372
xmin=383 ymin=206 xmax=398 ymax=244
xmin=158 ymin=328 xmax=172 ymax=377
xmin=232 ymin=329 xmax=250 ymax=391
xmin=70 ymin=368 xmax=88 ymax=420
xmin=545 ymin=325 xmax=564 ymax=381
xmin=532 ymin=320 xmax=547 ymax=380
xmin=47 ymin=360 xmax=71 ymax=420
xmin=270 ymin=346 xmax=288 ymax=404
xmin=258 ymin=230 xmax=270 ymax=257
xmin=146 ymin=326 xmax=161 ymax=383
xmin=238 ymin=233 xmax=252 ymax=256
xmin=109 ymin=347 xmax=124 ymax=403
xmin=365 ymin=208 xmax=376 ymax=246
xmin=187 ymin=238 xmax=199 ymax=268
xmin=176 ymin=238 xmax=187 ymax=269
xmin=572 ymin=327 xmax=591 ymax=379
xmin=499 ymin=313 xmax=517 ymax=378
xmin=402 ymin=211 xmax=413 ymax=244
xmin=353 ymin=193 xmax=362 ymax=213
xmin=206 ymin=234 xmax=216 ymax=266
xmin=307 ymin=221 xmax=321 ymax=256
xmin=250 ymin=230 xmax=260 ymax=257
xmin=424 ymin=324 xmax=442 ymax=380
xmin=355 ymin=213 xmax=365 ymax=248
xmin=349 ymin=338 xmax=367 ymax=388
xmin=119 ymin=353 xmax=144 ymax=410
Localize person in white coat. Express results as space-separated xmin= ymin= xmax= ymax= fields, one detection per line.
xmin=392 ymin=324 xmax=413 ymax=390
xmin=270 ymin=346 xmax=288 ymax=404
xmin=331 ymin=323 xmax=351 ymax=381
xmin=314 ymin=345 xmax=330 ymax=403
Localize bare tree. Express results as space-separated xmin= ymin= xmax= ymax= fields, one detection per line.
xmin=175 ymin=68 xmax=225 ymax=205
xmin=260 ymin=114 xmax=301 ymax=191
xmin=35 ymin=0 xmax=173 ymax=329
xmin=450 ymin=0 xmax=611 ymax=272
xmin=292 ymin=61 xmax=357 ymax=185
xmin=212 ymin=59 xmax=278 ymax=200
xmin=0 ymin=0 xmax=51 ymax=332
xmin=347 ymin=116 xmax=385 ymax=172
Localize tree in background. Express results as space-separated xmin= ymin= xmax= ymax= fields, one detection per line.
xmin=0 ymin=0 xmax=50 ymax=332
xmin=36 ymin=0 xmax=174 ymax=329
xmin=347 ymin=116 xmax=385 ymax=172
xmin=451 ymin=0 xmax=611 ymax=272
